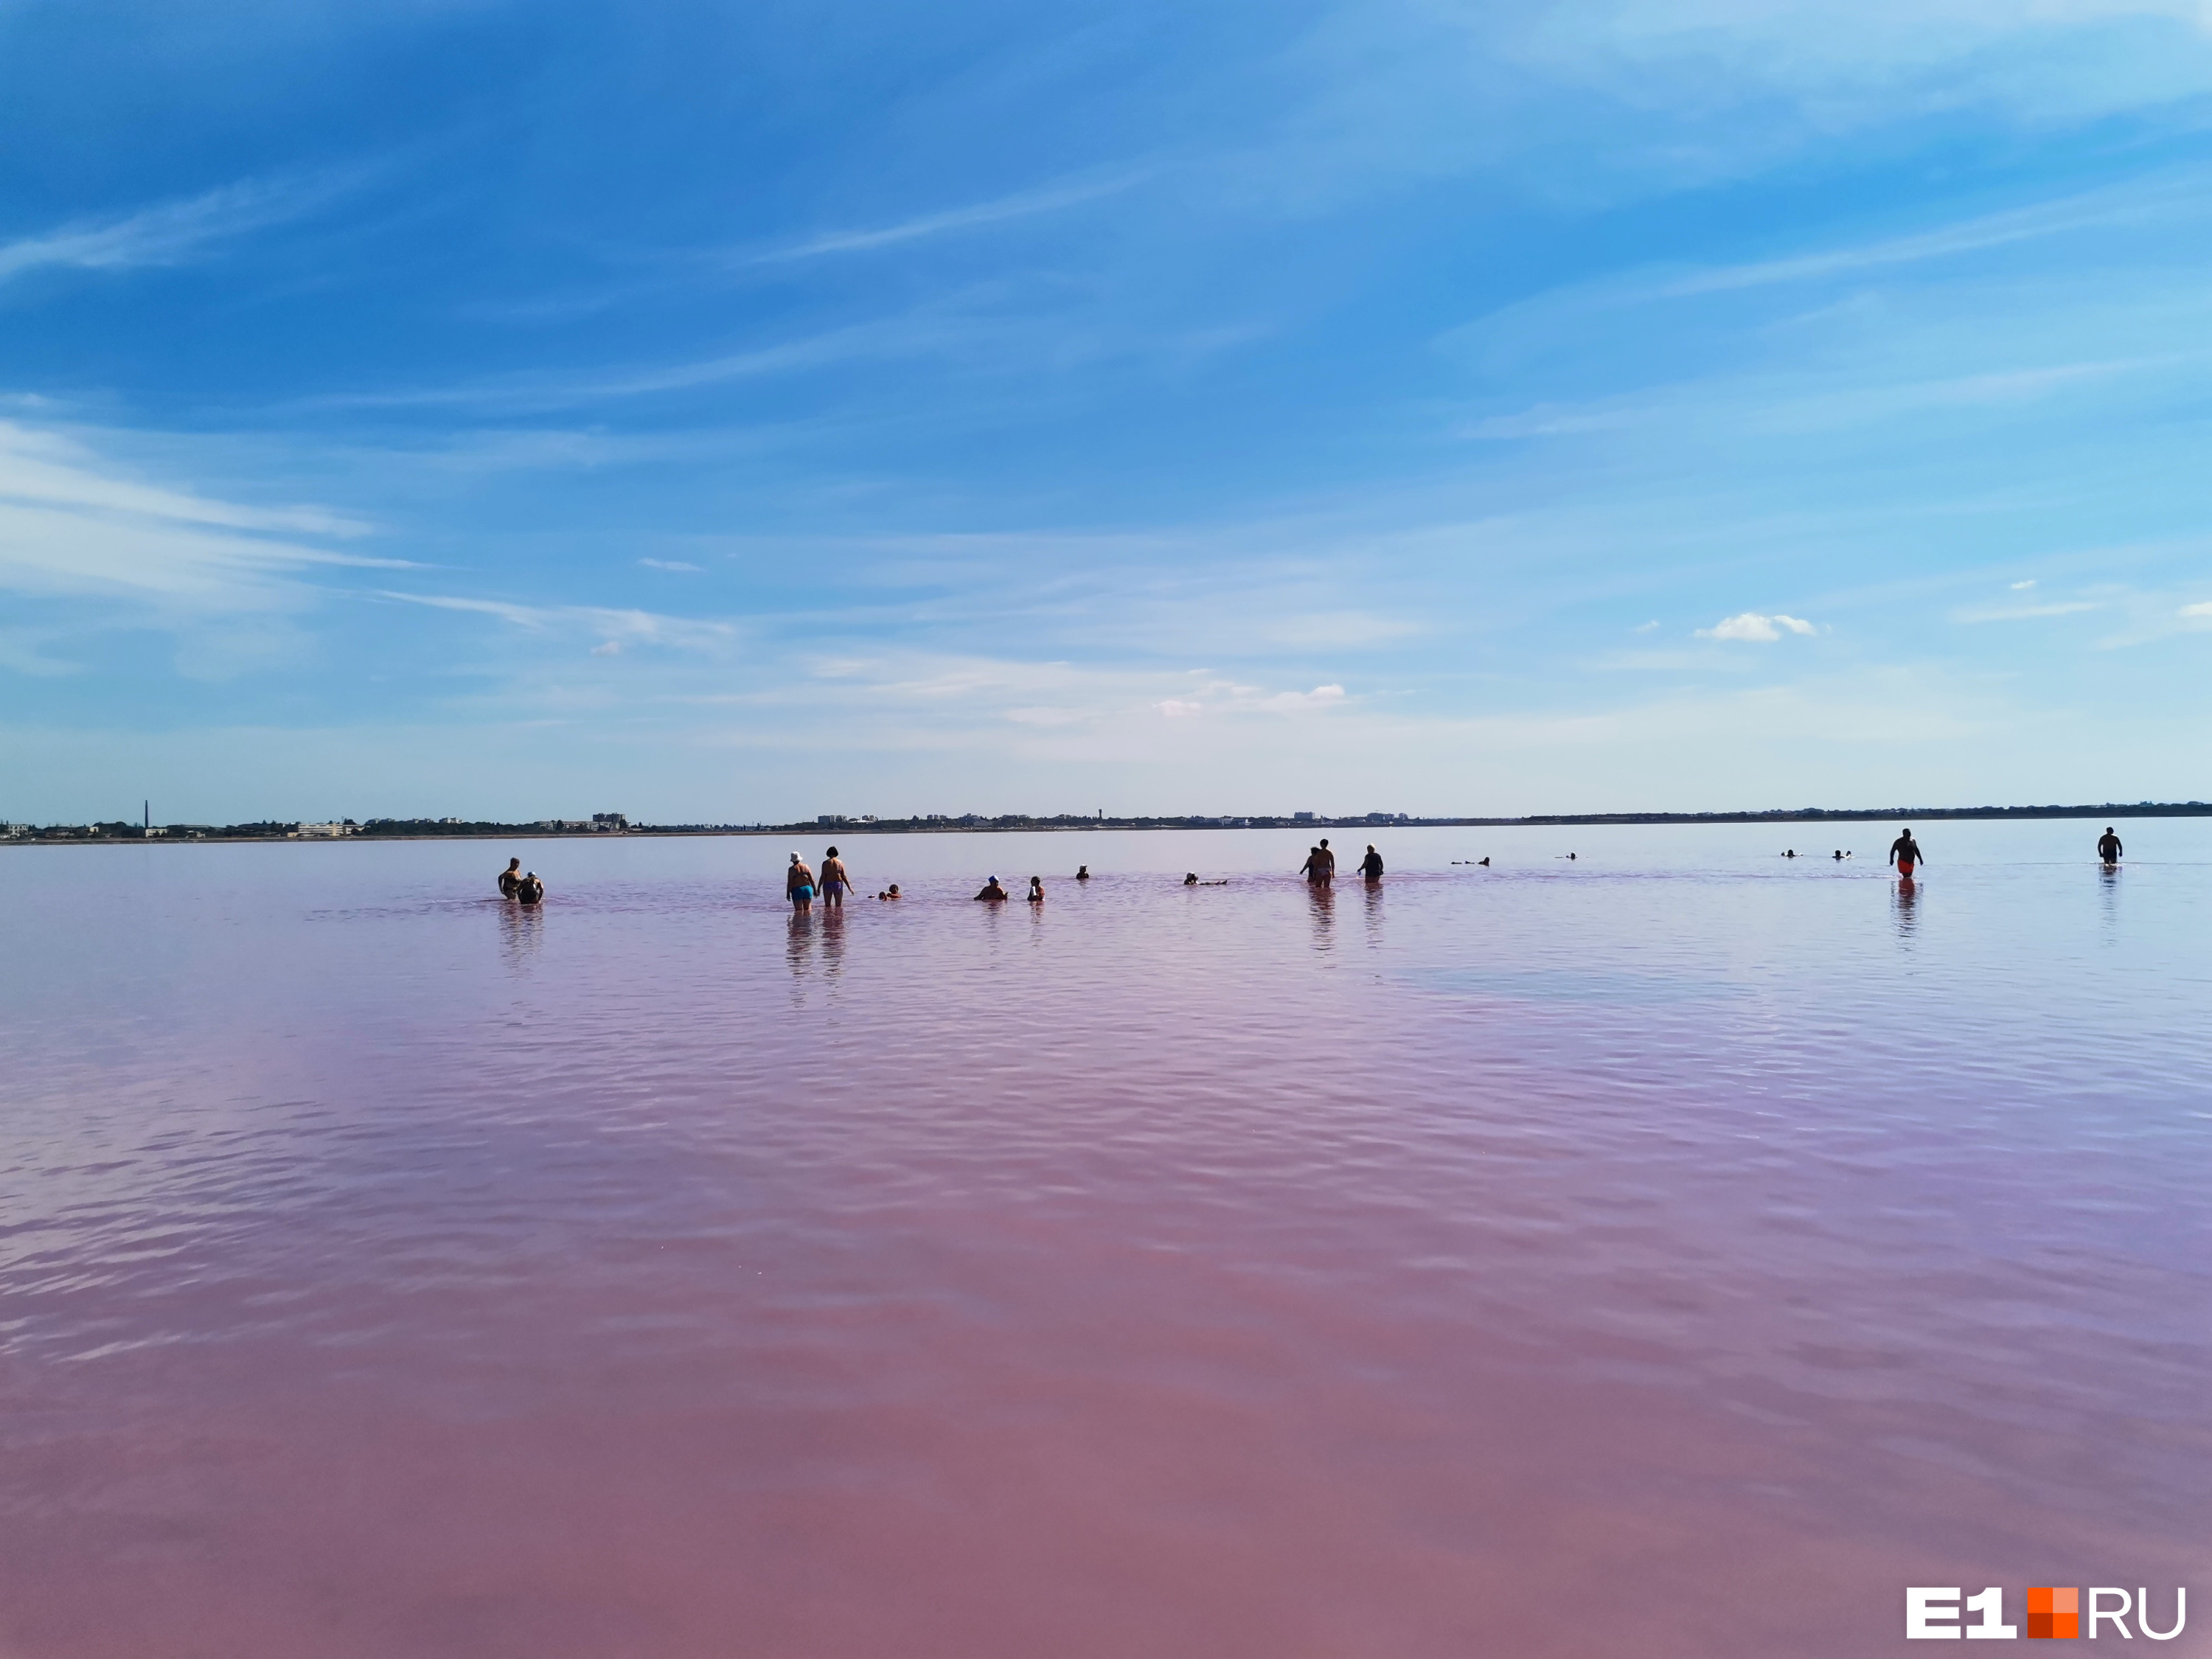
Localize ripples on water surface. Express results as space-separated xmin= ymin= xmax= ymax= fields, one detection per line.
xmin=2 ymin=824 xmax=2208 ymax=1657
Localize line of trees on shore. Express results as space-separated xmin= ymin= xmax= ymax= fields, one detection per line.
xmin=5 ymin=801 xmax=2208 ymax=845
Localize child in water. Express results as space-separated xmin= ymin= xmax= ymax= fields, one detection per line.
xmin=877 ymin=884 xmax=902 ymax=900
xmin=1027 ymin=877 xmax=1045 ymax=902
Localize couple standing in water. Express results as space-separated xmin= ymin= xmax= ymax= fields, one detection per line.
xmin=787 ymin=846 xmax=853 ymax=911
xmin=496 ymin=858 xmax=544 ymax=905
xmin=1299 ymin=838 xmax=1385 ymax=883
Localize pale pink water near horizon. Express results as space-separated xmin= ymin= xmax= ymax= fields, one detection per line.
xmin=4 ymin=823 xmax=2208 ymax=1657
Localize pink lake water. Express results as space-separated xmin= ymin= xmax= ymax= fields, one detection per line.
xmin=2 ymin=823 xmax=2208 ymax=1658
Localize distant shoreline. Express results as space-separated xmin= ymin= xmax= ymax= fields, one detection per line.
xmin=7 ymin=800 xmax=2208 ymax=846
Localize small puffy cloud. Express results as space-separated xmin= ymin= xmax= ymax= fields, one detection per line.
xmin=2181 ymin=602 xmax=2212 ymax=619
xmin=2011 ymin=579 xmax=2037 ymax=590
xmin=1697 ymin=612 xmax=1815 ymax=641
xmin=591 ymin=640 xmax=622 ymax=656
xmin=1632 ymin=619 xmax=1659 ymax=633
xmin=1157 ymin=698 xmax=1204 ymax=717
xmin=1260 ymin=683 xmax=1346 ymax=712
xmin=639 ymin=557 xmax=702 ymax=571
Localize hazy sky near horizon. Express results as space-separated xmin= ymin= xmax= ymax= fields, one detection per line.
xmin=6 ymin=0 xmax=2212 ymax=822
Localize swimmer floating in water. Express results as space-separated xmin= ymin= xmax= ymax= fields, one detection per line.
xmin=974 ymin=876 xmax=1009 ymax=902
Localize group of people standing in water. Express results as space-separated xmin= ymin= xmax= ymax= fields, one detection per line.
xmin=781 ymin=838 xmax=1397 ymax=911
xmin=495 ymin=858 xmax=544 ymax=905
xmin=500 ymin=825 xmax=2132 ymax=910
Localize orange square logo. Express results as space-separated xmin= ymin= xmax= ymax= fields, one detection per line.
xmin=2028 ymin=1587 xmax=2079 ymax=1638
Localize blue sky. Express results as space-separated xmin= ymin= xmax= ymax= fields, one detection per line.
xmin=5 ymin=0 xmax=2212 ymax=822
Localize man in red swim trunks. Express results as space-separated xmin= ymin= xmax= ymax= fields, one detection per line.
xmin=1888 ymin=827 xmax=1924 ymax=877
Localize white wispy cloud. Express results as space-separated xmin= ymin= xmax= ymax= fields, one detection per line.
xmin=0 ymin=420 xmax=403 ymax=609
xmin=1958 ymin=599 xmax=2102 ymax=622
xmin=0 ymin=421 xmax=366 ymax=536
xmin=0 ymin=173 xmax=349 ymax=290
xmin=745 ymin=173 xmax=1146 ymax=264
xmin=639 ymin=557 xmax=703 ymax=572
xmin=1697 ymin=612 xmax=1815 ymax=641
xmin=1659 ymin=171 xmax=2212 ymax=299
xmin=2180 ymin=601 xmax=2212 ymax=618
xmin=372 ymin=589 xmax=736 ymax=651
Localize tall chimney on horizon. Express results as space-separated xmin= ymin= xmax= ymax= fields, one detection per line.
xmin=144 ymin=799 xmax=150 ymax=831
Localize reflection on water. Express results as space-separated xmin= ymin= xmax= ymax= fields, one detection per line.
xmin=496 ymin=897 xmax=544 ymax=972
xmin=2 ymin=828 xmax=2208 ymax=1659
xmin=1306 ymin=878 xmax=1335 ymax=949
xmin=1891 ymin=874 xmax=1919 ymax=942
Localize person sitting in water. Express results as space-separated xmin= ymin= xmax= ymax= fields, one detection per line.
xmin=1027 ymin=876 xmax=1045 ymax=902
xmin=877 ymin=884 xmax=902 ymax=900
xmin=1075 ymin=865 xmax=1091 ymax=880
xmin=819 ymin=846 xmax=852 ymax=906
xmin=787 ymin=852 xmax=815 ymax=910
xmin=498 ymin=857 xmax=522 ymax=897
xmin=974 ymin=876 xmax=1009 ymax=902
xmin=2098 ymin=827 xmax=2123 ymax=865
xmin=1360 ymin=845 xmax=1383 ymax=880
xmin=515 ymin=872 xmax=544 ymax=905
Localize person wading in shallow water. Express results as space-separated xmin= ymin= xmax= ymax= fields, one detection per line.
xmin=787 ymin=852 xmax=815 ymax=911
xmin=818 ymin=846 xmax=852 ymax=907
xmin=1359 ymin=845 xmax=1383 ymax=880
xmin=515 ymin=872 xmax=544 ymax=905
xmin=973 ymin=875 xmax=1009 ymax=902
xmin=1316 ymin=838 xmax=1337 ymax=880
xmin=2098 ymin=827 xmax=2123 ymax=866
xmin=1888 ymin=827 xmax=1924 ymax=877
xmin=498 ymin=858 xmax=523 ymax=897
xmin=1300 ymin=846 xmax=1326 ymax=883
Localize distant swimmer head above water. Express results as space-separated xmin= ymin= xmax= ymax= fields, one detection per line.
xmin=1185 ymin=872 xmax=1198 ymax=885
xmin=1075 ymin=865 xmax=1091 ymax=880
xmin=878 ymin=884 xmax=902 ymax=900
xmin=975 ymin=877 xmax=1009 ymax=902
